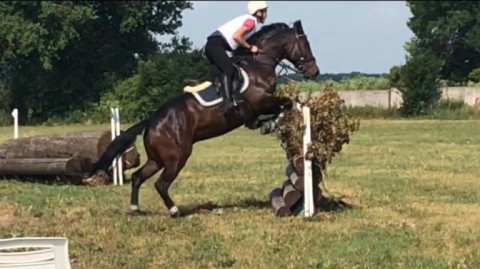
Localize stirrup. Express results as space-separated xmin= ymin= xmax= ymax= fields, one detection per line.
xmin=232 ymin=93 xmax=245 ymax=105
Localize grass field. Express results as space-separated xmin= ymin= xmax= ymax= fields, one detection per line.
xmin=1 ymin=120 xmax=480 ymax=269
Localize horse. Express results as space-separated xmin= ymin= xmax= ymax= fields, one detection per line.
xmin=85 ymin=20 xmax=320 ymax=218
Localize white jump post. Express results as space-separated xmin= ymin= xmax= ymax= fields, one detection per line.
xmin=110 ymin=108 xmax=118 ymax=185
xmin=302 ymin=106 xmax=314 ymax=217
xmin=115 ymin=108 xmax=123 ymax=186
xmin=110 ymin=107 xmax=123 ymax=186
xmin=297 ymin=103 xmax=315 ymax=217
xmin=11 ymin=108 xmax=18 ymax=139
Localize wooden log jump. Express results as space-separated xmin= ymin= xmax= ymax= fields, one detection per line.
xmin=0 ymin=130 xmax=141 ymax=185
xmin=0 ymin=158 xmax=91 ymax=176
xmin=269 ymin=187 xmax=290 ymax=217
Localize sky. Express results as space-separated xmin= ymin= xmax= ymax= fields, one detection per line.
xmin=157 ymin=1 xmax=414 ymax=74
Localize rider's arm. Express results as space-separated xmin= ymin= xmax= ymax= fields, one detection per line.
xmin=233 ymin=19 xmax=255 ymax=49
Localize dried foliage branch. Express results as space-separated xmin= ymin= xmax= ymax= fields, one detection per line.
xmin=275 ymin=82 xmax=360 ymax=170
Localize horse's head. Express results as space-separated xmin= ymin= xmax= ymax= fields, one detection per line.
xmin=237 ymin=20 xmax=320 ymax=80
xmin=286 ymin=20 xmax=320 ymax=80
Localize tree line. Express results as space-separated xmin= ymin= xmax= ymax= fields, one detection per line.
xmin=1 ymin=1 xmax=479 ymax=125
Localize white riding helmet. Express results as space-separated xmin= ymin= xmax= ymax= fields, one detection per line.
xmin=248 ymin=1 xmax=268 ymax=15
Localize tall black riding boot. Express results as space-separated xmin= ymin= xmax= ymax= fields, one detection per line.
xmin=220 ymin=74 xmax=236 ymax=114
xmin=231 ymin=69 xmax=245 ymax=105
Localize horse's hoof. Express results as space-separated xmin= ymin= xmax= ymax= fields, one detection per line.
xmin=129 ymin=205 xmax=147 ymax=216
xmin=169 ymin=206 xmax=181 ymax=218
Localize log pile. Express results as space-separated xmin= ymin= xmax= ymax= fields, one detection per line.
xmin=269 ymin=82 xmax=360 ymax=216
xmin=0 ymin=130 xmax=141 ymax=185
xmin=269 ymin=155 xmax=323 ymax=217
xmin=0 ymin=158 xmax=91 ymax=176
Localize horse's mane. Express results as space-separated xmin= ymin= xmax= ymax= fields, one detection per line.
xmin=232 ymin=22 xmax=290 ymax=58
xmin=247 ymin=22 xmax=290 ymax=44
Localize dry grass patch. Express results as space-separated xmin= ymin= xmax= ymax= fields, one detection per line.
xmin=0 ymin=202 xmax=16 ymax=229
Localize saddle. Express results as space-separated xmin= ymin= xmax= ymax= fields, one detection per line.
xmin=184 ymin=64 xmax=245 ymax=96
xmin=183 ymin=64 xmax=250 ymax=108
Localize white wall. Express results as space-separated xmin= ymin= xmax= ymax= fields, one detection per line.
xmin=300 ymin=87 xmax=480 ymax=108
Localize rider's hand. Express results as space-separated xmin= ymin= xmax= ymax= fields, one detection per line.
xmin=250 ymin=45 xmax=260 ymax=54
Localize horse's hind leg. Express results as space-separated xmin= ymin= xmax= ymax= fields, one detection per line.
xmin=130 ymin=159 xmax=161 ymax=212
xmin=154 ymin=150 xmax=191 ymax=218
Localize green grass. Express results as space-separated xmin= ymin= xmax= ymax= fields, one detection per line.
xmin=1 ymin=120 xmax=480 ymax=268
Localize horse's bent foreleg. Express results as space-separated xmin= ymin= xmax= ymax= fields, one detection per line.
xmin=130 ymin=159 xmax=161 ymax=212
xmin=154 ymin=153 xmax=190 ymax=218
xmin=280 ymin=97 xmax=294 ymax=110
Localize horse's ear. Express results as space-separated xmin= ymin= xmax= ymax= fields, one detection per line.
xmin=293 ymin=20 xmax=304 ymax=35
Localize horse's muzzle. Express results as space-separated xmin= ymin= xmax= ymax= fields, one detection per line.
xmin=303 ymin=64 xmax=320 ymax=80
xmin=298 ymin=57 xmax=319 ymax=80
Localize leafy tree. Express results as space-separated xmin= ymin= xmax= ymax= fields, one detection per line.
xmin=100 ymin=36 xmax=209 ymax=122
xmin=406 ymin=1 xmax=480 ymax=83
xmin=387 ymin=65 xmax=404 ymax=88
xmin=0 ymin=79 xmax=11 ymax=125
xmin=396 ymin=1 xmax=480 ymax=116
xmin=0 ymin=1 xmax=192 ymax=124
xmin=399 ymin=49 xmax=442 ymax=116
xmin=468 ymin=67 xmax=480 ymax=83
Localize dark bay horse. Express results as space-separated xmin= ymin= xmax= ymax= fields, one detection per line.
xmin=86 ymin=20 xmax=320 ymax=217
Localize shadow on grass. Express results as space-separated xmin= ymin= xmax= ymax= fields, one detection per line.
xmin=175 ymin=195 xmax=356 ymax=218
xmin=316 ymin=195 xmax=356 ymax=212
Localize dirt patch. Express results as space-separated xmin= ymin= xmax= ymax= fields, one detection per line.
xmin=0 ymin=203 xmax=17 ymax=228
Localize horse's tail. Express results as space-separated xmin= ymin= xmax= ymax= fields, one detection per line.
xmin=86 ymin=119 xmax=149 ymax=176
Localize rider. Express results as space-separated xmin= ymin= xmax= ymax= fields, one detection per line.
xmin=204 ymin=1 xmax=268 ymax=113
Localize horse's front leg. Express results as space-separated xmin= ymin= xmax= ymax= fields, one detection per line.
xmin=249 ymin=96 xmax=293 ymax=134
xmin=259 ymin=95 xmax=294 ymax=115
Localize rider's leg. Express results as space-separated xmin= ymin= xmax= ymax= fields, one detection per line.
xmin=205 ymin=36 xmax=237 ymax=112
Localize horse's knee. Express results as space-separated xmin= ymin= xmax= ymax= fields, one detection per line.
xmin=154 ymin=180 xmax=171 ymax=194
xmin=129 ymin=173 xmax=141 ymax=188
xmin=279 ymin=97 xmax=293 ymax=110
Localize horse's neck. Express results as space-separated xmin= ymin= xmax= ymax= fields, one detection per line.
xmin=233 ymin=39 xmax=286 ymax=90
xmin=235 ymin=55 xmax=276 ymax=74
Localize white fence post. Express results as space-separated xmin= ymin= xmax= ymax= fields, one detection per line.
xmin=110 ymin=108 xmax=118 ymax=185
xmin=115 ymin=108 xmax=123 ymax=186
xmin=110 ymin=107 xmax=123 ymax=186
xmin=296 ymin=103 xmax=314 ymax=218
xmin=11 ymin=108 xmax=18 ymax=139
xmin=302 ymin=105 xmax=314 ymax=217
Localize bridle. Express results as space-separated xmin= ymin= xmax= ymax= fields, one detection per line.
xmin=252 ymin=28 xmax=316 ymax=79
xmin=290 ymin=32 xmax=316 ymax=74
